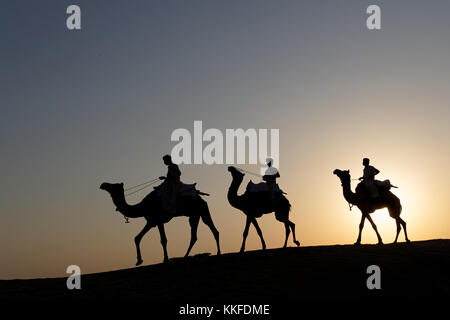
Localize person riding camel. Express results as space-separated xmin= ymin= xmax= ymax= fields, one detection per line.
xmin=263 ymin=158 xmax=280 ymax=204
xmin=358 ymin=157 xmax=380 ymax=199
xmin=159 ymin=154 xmax=181 ymax=214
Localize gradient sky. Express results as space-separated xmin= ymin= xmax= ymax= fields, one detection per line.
xmin=1 ymin=0 xmax=449 ymax=279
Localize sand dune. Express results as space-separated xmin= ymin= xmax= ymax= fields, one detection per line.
xmin=1 ymin=239 xmax=449 ymax=301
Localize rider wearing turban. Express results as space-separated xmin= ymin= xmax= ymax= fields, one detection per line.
xmin=263 ymin=158 xmax=280 ymax=204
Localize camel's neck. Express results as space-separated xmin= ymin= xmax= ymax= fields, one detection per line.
xmin=227 ymin=177 xmax=244 ymax=209
xmin=110 ymin=192 xmax=143 ymax=218
xmin=341 ymin=179 xmax=358 ymax=206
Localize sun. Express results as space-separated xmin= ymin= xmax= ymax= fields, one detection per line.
xmin=368 ymin=175 xmax=419 ymax=243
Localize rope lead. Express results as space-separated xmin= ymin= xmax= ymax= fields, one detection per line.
xmin=235 ymin=167 xmax=262 ymax=177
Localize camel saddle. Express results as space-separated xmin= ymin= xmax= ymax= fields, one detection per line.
xmin=374 ymin=179 xmax=395 ymax=190
xmin=154 ymin=182 xmax=199 ymax=197
xmin=375 ymin=179 xmax=394 ymax=190
xmin=357 ymin=179 xmax=396 ymax=193
xmin=246 ymin=180 xmax=283 ymax=193
xmin=178 ymin=183 xmax=199 ymax=197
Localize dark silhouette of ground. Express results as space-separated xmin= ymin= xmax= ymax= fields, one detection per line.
xmin=1 ymin=240 xmax=448 ymax=301
xmin=227 ymin=166 xmax=300 ymax=252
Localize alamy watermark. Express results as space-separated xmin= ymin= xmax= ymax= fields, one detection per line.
xmin=66 ymin=265 xmax=81 ymax=289
xmin=366 ymin=265 xmax=381 ymax=290
xmin=366 ymin=5 xmax=381 ymax=30
xmin=65 ymin=4 xmax=380 ymax=32
xmin=170 ymin=121 xmax=279 ymax=174
xmin=66 ymin=5 xmax=81 ymax=30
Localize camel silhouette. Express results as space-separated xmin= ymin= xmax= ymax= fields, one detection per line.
xmin=333 ymin=169 xmax=410 ymax=245
xmin=227 ymin=166 xmax=300 ymax=252
xmin=100 ymin=182 xmax=221 ymax=265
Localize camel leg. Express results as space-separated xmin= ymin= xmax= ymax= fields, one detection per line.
xmin=240 ymin=216 xmax=251 ymax=253
xmin=287 ymin=220 xmax=300 ymax=246
xmin=283 ymin=222 xmax=291 ymax=248
xmin=355 ymin=215 xmax=366 ymax=245
xmin=201 ymin=214 xmax=221 ymax=255
xmin=393 ymin=218 xmax=401 ymax=243
xmin=135 ymin=222 xmax=152 ymax=266
xmin=366 ymin=215 xmax=383 ymax=244
xmin=185 ymin=216 xmax=200 ymax=258
xmin=399 ymin=218 xmax=410 ymax=243
xmin=157 ymin=223 xmax=169 ymax=263
xmin=250 ymin=217 xmax=266 ymax=250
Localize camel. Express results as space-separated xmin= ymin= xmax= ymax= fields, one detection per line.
xmin=100 ymin=182 xmax=220 ymax=265
xmin=333 ymin=169 xmax=410 ymax=245
xmin=227 ymin=166 xmax=300 ymax=252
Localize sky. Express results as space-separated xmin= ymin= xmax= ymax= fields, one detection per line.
xmin=1 ymin=0 xmax=449 ymax=279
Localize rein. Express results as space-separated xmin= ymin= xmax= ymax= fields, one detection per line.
xmin=347 ymin=178 xmax=357 ymax=211
xmin=235 ymin=167 xmax=262 ymax=177
xmin=117 ymin=178 xmax=160 ymax=224
xmin=125 ymin=178 xmax=160 ymax=196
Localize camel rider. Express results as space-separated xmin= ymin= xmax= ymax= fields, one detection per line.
xmin=263 ymin=158 xmax=280 ymax=204
xmin=358 ymin=158 xmax=380 ymax=199
xmin=159 ymin=154 xmax=181 ymax=214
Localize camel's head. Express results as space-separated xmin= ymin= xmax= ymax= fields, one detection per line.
xmin=333 ymin=169 xmax=350 ymax=183
xmin=228 ymin=166 xmax=245 ymax=180
xmin=100 ymin=182 xmax=124 ymax=196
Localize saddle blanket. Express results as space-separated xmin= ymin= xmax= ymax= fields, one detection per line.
xmin=155 ymin=182 xmax=198 ymax=197
xmin=178 ymin=183 xmax=198 ymax=197
xmin=375 ymin=179 xmax=392 ymax=190
xmin=246 ymin=180 xmax=282 ymax=193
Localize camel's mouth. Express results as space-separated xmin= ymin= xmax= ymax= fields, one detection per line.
xmin=333 ymin=169 xmax=339 ymax=175
xmin=99 ymin=182 xmax=124 ymax=192
xmin=228 ymin=166 xmax=244 ymax=177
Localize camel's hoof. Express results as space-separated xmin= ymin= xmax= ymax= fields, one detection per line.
xmin=294 ymin=240 xmax=300 ymax=247
xmin=262 ymin=245 xmax=266 ymax=250
xmin=163 ymin=258 xmax=169 ymax=263
xmin=353 ymin=242 xmax=361 ymax=246
xmin=406 ymin=239 xmax=411 ymax=244
xmin=217 ymin=251 xmax=221 ymax=256
xmin=136 ymin=259 xmax=143 ymax=266
xmin=377 ymin=241 xmax=384 ymax=245
xmin=239 ymin=248 xmax=245 ymax=253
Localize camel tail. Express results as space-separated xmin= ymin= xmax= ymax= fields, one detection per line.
xmin=395 ymin=202 xmax=403 ymax=218
xmin=284 ymin=197 xmax=291 ymax=212
xmin=284 ymin=200 xmax=292 ymax=213
xmin=387 ymin=192 xmax=402 ymax=218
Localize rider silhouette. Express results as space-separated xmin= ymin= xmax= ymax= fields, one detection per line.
xmin=159 ymin=155 xmax=181 ymax=214
xmin=358 ymin=158 xmax=380 ymax=199
xmin=263 ymin=158 xmax=280 ymax=204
